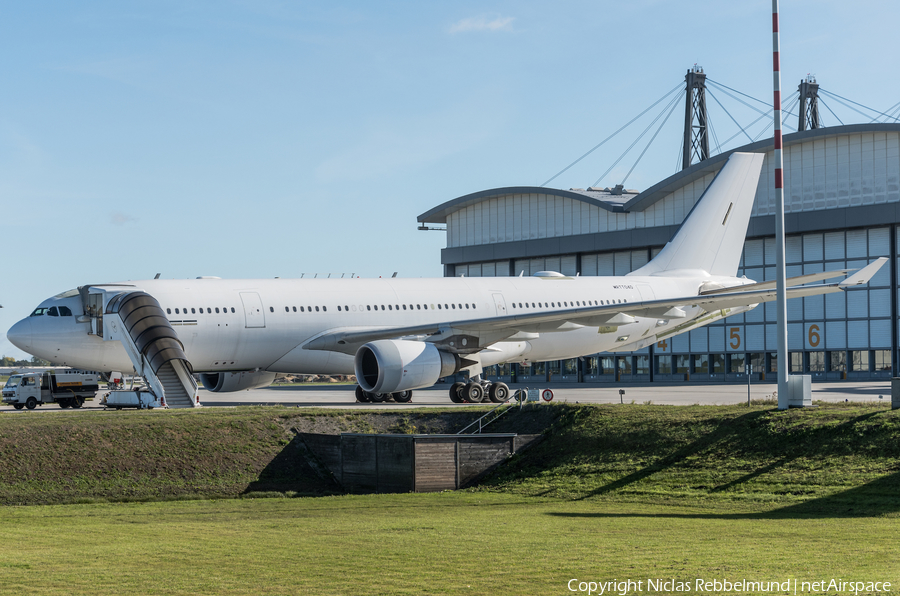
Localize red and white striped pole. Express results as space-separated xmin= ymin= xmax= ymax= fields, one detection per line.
xmin=773 ymin=0 xmax=789 ymax=409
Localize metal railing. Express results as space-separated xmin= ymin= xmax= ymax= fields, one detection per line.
xmin=456 ymin=388 xmax=530 ymax=435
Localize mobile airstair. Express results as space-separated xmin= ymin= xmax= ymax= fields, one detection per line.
xmin=80 ymin=287 xmax=200 ymax=409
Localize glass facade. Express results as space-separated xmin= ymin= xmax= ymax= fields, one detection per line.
xmin=466 ymin=224 xmax=897 ymax=384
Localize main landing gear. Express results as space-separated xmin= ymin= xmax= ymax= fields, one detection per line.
xmin=449 ymin=376 xmax=511 ymax=404
xmin=355 ymin=386 xmax=413 ymax=404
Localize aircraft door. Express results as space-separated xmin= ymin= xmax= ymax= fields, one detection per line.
xmin=636 ymin=284 xmax=655 ymax=302
xmin=492 ymin=293 xmax=508 ymax=316
xmin=240 ymin=292 xmax=266 ymax=328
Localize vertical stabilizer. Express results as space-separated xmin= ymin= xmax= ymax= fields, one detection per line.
xmin=629 ymin=152 xmax=764 ymax=277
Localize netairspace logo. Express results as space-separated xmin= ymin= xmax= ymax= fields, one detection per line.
xmin=567 ymin=578 xmax=893 ymax=595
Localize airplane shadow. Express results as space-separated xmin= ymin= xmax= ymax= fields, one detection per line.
xmin=547 ymin=471 xmax=900 ymax=519
xmin=562 ymin=409 xmax=899 ymax=518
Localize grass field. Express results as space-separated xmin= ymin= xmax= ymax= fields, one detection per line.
xmin=1 ymin=402 xmax=900 ymax=594
xmin=1 ymin=492 xmax=898 ymax=595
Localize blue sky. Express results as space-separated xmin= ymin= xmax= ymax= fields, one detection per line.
xmin=2 ymin=0 xmax=899 ymax=359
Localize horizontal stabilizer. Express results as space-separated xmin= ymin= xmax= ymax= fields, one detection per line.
xmin=839 ymin=257 xmax=888 ymax=287
xmin=700 ymin=269 xmax=854 ymax=296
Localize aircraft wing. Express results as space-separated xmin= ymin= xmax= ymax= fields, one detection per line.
xmin=303 ymin=258 xmax=887 ymax=354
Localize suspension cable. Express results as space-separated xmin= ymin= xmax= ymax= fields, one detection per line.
xmin=539 ymin=82 xmax=684 ymax=187
xmin=818 ymin=97 xmax=844 ymax=126
xmin=708 ymin=113 xmax=722 ymax=155
xmin=820 ymin=88 xmax=900 ymax=123
xmin=719 ymin=110 xmax=771 ymax=147
xmin=707 ymin=88 xmax=754 ymax=144
xmin=592 ymin=91 xmax=683 ymax=187
xmin=621 ymin=91 xmax=682 ymax=186
xmin=707 ymin=79 xmax=772 ymax=109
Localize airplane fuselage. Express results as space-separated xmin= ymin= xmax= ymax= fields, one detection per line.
xmin=14 ymin=274 xmax=739 ymax=375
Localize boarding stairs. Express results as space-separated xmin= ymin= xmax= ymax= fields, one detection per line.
xmin=456 ymin=398 xmax=517 ymax=435
xmin=80 ymin=287 xmax=200 ymax=408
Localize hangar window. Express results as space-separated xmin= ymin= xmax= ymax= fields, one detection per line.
xmin=166 ymin=308 xmax=171 ymax=314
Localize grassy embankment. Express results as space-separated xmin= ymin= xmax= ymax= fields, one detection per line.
xmin=1 ymin=402 xmax=900 ymax=594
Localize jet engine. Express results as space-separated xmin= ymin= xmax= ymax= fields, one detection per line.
xmin=199 ymin=371 xmax=277 ymax=392
xmin=354 ymin=340 xmax=460 ymax=394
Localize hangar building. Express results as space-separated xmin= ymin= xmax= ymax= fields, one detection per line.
xmin=418 ymin=121 xmax=900 ymax=384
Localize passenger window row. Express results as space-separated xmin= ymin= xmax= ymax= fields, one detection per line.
xmin=167 ymin=307 xmax=235 ymax=315
xmin=510 ymin=298 xmax=626 ymax=309
xmin=278 ymin=306 xmax=327 ymax=313
xmin=363 ymin=303 xmax=476 ymax=312
xmin=267 ymin=303 xmax=478 ymax=313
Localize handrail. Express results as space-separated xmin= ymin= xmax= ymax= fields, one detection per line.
xmin=456 ymin=390 xmax=525 ymax=435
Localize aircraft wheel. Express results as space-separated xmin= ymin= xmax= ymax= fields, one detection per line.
xmin=13 ymin=404 xmax=24 ymax=410
xmin=393 ymin=390 xmax=413 ymax=403
xmin=25 ymin=397 xmax=37 ymax=410
xmin=489 ymin=382 xmax=510 ymax=403
xmin=355 ymin=386 xmax=369 ymax=403
xmin=450 ymin=382 xmax=465 ymax=402
xmin=369 ymin=392 xmax=388 ymax=403
xmin=465 ymin=383 xmax=484 ymax=403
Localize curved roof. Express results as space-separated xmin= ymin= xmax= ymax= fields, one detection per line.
xmin=419 ymin=123 xmax=900 ymax=224
xmin=417 ymin=186 xmax=638 ymax=224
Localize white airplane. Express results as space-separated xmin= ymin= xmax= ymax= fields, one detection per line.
xmin=6 ymin=153 xmax=887 ymax=405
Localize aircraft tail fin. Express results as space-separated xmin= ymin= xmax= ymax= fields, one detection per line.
xmin=629 ymin=152 xmax=765 ymax=278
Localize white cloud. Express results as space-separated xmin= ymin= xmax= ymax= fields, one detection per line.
xmin=449 ymin=15 xmax=514 ymax=34
xmin=110 ymin=211 xmax=138 ymax=226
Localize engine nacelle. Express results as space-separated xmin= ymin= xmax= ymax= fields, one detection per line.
xmin=354 ymin=340 xmax=460 ymax=394
xmin=199 ymin=371 xmax=277 ymax=393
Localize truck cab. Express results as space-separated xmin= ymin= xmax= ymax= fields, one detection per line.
xmin=2 ymin=374 xmax=41 ymax=410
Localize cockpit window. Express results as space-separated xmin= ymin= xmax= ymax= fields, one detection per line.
xmin=30 ymin=308 xmax=48 ymax=317
xmin=48 ymin=307 xmax=59 ymax=316
xmin=58 ymin=306 xmax=73 ymax=316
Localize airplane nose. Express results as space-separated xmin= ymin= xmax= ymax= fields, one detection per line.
xmin=7 ymin=318 xmax=33 ymax=351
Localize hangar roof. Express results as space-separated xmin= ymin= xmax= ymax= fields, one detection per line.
xmin=417 ymin=186 xmax=639 ymax=224
xmin=418 ymin=123 xmax=900 ymax=224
